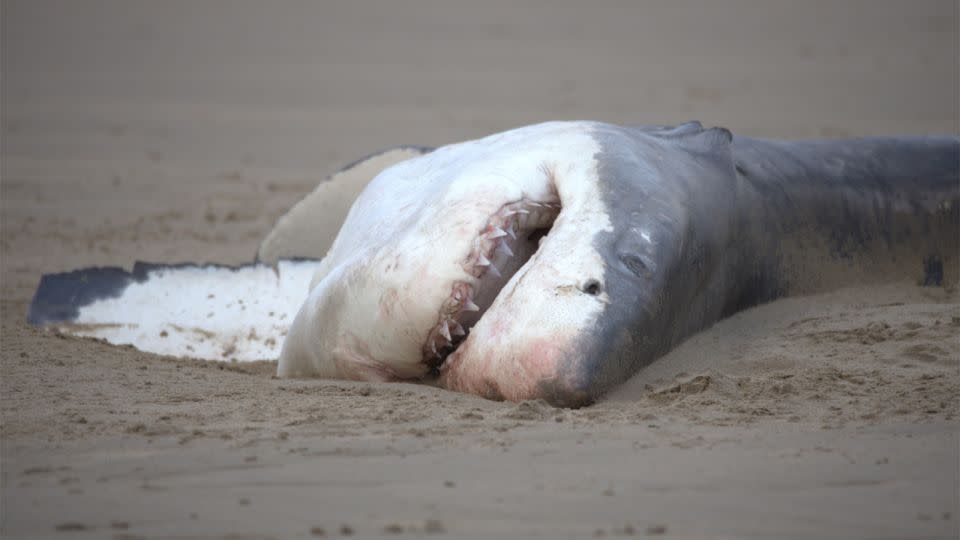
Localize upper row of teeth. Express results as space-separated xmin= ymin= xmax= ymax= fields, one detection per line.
xmin=422 ymin=199 xmax=560 ymax=362
xmin=464 ymin=200 xmax=560 ymax=278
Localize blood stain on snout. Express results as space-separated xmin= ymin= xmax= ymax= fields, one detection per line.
xmin=523 ymin=337 xmax=567 ymax=378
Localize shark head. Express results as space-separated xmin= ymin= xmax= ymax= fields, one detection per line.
xmin=278 ymin=121 xmax=737 ymax=406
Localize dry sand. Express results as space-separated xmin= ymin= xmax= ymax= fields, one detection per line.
xmin=1 ymin=1 xmax=958 ymax=538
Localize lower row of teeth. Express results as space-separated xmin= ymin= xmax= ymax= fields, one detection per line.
xmin=422 ymin=199 xmax=560 ymax=364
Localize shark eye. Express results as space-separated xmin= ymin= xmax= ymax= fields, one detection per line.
xmin=621 ymin=254 xmax=651 ymax=278
xmin=581 ymin=279 xmax=602 ymax=296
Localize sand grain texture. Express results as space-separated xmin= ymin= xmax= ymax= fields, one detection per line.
xmin=2 ymin=1 xmax=958 ymax=538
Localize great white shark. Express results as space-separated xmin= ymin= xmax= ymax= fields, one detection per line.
xmin=29 ymin=121 xmax=959 ymax=407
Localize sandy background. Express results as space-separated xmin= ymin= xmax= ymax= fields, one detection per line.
xmin=1 ymin=1 xmax=958 ymax=538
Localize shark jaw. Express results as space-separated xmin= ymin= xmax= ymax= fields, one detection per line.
xmin=421 ymin=197 xmax=561 ymax=373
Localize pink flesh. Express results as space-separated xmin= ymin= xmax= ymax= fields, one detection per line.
xmin=438 ymin=325 xmax=573 ymax=401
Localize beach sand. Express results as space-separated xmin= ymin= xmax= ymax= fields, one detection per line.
xmin=2 ymin=1 xmax=958 ymax=538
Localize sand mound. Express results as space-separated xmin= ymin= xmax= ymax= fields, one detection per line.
xmin=603 ymin=283 xmax=959 ymax=428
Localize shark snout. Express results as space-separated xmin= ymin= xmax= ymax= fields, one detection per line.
xmin=436 ymin=320 xmax=600 ymax=407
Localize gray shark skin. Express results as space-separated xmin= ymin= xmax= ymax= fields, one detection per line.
xmin=543 ymin=122 xmax=958 ymax=406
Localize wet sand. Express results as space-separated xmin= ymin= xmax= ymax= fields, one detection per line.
xmin=2 ymin=1 xmax=958 ymax=538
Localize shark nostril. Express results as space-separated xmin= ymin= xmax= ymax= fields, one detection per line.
xmin=582 ymin=279 xmax=602 ymax=296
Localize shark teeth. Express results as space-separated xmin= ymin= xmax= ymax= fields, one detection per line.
xmin=497 ymin=241 xmax=514 ymax=258
xmin=486 ymin=227 xmax=508 ymax=240
xmin=439 ymin=320 xmax=452 ymax=341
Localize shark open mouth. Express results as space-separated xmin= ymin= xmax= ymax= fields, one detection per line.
xmin=422 ymin=198 xmax=561 ymax=373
